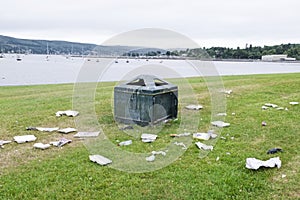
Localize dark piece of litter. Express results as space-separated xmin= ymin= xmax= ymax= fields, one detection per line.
xmin=267 ymin=148 xmax=283 ymax=154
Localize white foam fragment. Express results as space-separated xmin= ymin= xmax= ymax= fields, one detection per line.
xmin=185 ymin=104 xmax=203 ymax=110
xmin=89 ymin=155 xmax=112 ymax=165
xmin=289 ymin=102 xmax=299 ymax=105
xmin=217 ymin=113 xmax=227 ymax=116
xmin=195 ymin=142 xmax=213 ymax=151
xmin=221 ymin=89 xmax=232 ymax=94
xmin=265 ymin=103 xmax=278 ymax=108
xmin=58 ymin=128 xmax=77 ymax=134
xmin=14 ymin=135 xmax=37 ymax=144
xmin=211 ymin=121 xmax=230 ymax=128
xmin=141 ymin=133 xmax=157 ymax=143
xmin=193 ymin=133 xmax=211 ymax=140
xmin=246 ymin=157 xmax=281 ymax=170
xmin=56 ymin=110 xmax=79 ymax=117
xmin=50 ymin=138 xmax=72 ymax=147
xmin=73 ymin=131 xmax=100 ymax=138
xmin=33 ymin=143 xmax=51 ymax=150
xmin=36 ymin=127 xmax=59 ymax=132
xmin=0 ymin=140 xmax=12 ymax=146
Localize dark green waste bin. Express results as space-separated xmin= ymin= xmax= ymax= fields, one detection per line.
xmin=114 ymin=75 xmax=178 ymax=126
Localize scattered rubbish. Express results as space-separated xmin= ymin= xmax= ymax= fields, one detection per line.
xmin=193 ymin=133 xmax=210 ymax=140
xmin=193 ymin=131 xmax=217 ymax=140
xmin=217 ymin=113 xmax=227 ymax=116
xmin=221 ymin=89 xmax=232 ymax=95
xmin=170 ymin=132 xmax=190 ymax=137
xmin=245 ymin=157 xmax=281 ymax=170
xmin=185 ymin=104 xmax=203 ymax=110
xmin=146 ymin=151 xmax=167 ymax=162
xmin=141 ymin=134 xmax=157 ymax=143
xmin=276 ymin=107 xmax=284 ymax=110
xmin=281 ymin=174 xmax=286 ymax=178
xmin=14 ymin=135 xmax=37 ymax=144
xmin=33 ymin=143 xmax=51 ymax=150
xmin=195 ymin=142 xmax=213 ymax=151
xmin=285 ymin=107 xmax=288 ymax=111
xmin=0 ymin=140 xmax=12 ymax=148
xmin=267 ymin=148 xmax=283 ymax=154
xmin=220 ymin=136 xmax=226 ymax=140
xmin=26 ymin=126 xmax=59 ymax=132
xmin=89 ymin=155 xmax=112 ymax=166
xmin=118 ymin=140 xmax=132 ymax=146
xmin=211 ymin=121 xmax=230 ymax=128
xmin=50 ymin=138 xmax=72 ymax=147
xmin=226 ymin=152 xmax=231 ymax=155
xmin=261 ymin=106 xmax=269 ymax=110
xmin=216 ymin=156 xmax=220 ymax=161
xmin=73 ymin=131 xmax=100 ymax=138
xmin=58 ymin=128 xmax=77 ymax=134
xmin=289 ymin=102 xmax=299 ymax=105
xmin=265 ymin=103 xmax=278 ymax=108
xmin=146 ymin=154 xmax=156 ymax=162
xmin=262 ymin=121 xmax=267 ymax=126
xmin=174 ymin=142 xmax=187 ymax=150
xmin=119 ymin=125 xmax=134 ymax=130
xmin=232 ymin=112 xmax=236 ymax=115
xmin=230 ymin=136 xmax=235 ymax=140
xmin=56 ymin=110 xmax=79 ymax=117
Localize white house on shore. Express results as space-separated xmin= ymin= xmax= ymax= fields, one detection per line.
xmin=262 ymin=54 xmax=296 ymax=61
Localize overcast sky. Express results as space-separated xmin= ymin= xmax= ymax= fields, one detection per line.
xmin=1 ymin=0 xmax=300 ymax=48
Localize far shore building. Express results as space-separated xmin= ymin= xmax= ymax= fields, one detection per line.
xmin=261 ymin=54 xmax=296 ymax=61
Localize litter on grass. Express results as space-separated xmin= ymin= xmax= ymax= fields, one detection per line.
xmin=185 ymin=104 xmax=203 ymax=110
xmin=265 ymin=103 xmax=278 ymax=108
xmin=118 ymin=140 xmax=132 ymax=146
xmin=56 ymin=110 xmax=79 ymax=117
xmin=14 ymin=135 xmax=37 ymax=143
xmin=174 ymin=142 xmax=187 ymax=150
xmin=73 ymin=131 xmax=100 ymax=138
xmin=89 ymin=155 xmax=112 ymax=166
xmin=195 ymin=142 xmax=213 ymax=151
xmin=26 ymin=127 xmax=59 ymax=132
xmin=58 ymin=128 xmax=77 ymax=134
xmin=50 ymin=138 xmax=72 ymax=147
xmin=0 ymin=140 xmax=12 ymax=148
xmin=289 ymin=102 xmax=299 ymax=105
xmin=246 ymin=157 xmax=281 ymax=170
xmin=141 ymin=133 xmax=157 ymax=143
xmin=221 ymin=89 xmax=232 ymax=95
xmin=170 ymin=132 xmax=191 ymax=137
xmin=193 ymin=131 xmax=217 ymax=140
xmin=211 ymin=121 xmax=230 ymax=128
xmin=217 ymin=113 xmax=227 ymax=116
xmin=262 ymin=121 xmax=267 ymax=126
xmin=267 ymin=148 xmax=283 ymax=154
xmin=146 ymin=151 xmax=167 ymax=162
xmin=33 ymin=143 xmax=51 ymax=150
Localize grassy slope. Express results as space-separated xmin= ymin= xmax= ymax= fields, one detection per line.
xmin=0 ymin=73 xmax=299 ymax=199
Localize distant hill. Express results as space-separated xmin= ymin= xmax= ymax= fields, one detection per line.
xmin=0 ymin=35 xmax=140 ymax=56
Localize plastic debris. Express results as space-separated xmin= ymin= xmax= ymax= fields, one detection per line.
xmin=146 ymin=151 xmax=167 ymax=162
xmin=261 ymin=106 xmax=269 ymax=110
xmin=217 ymin=113 xmax=227 ymax=116
xmin=245 ymin=157 xmax=281 ymax=170
xmin=56 ymin=110 xmax=79 ymax=117
xmin=33 ymin=143 xmax=51 ymax=150
xmin=193 ymin=133 xmax=211 ymax=140
xmin=0 ymin=140 xmax=12 ymax=148
xmin=265 ymin=103 xmax=278 ymax=108
xmin=281 ymin=174 xmax=286 ymax=178
xmin=73 ymin=131 xmax=100 ymax=138
xmin=267 ymin=148 xmax=283 ymax=154
xmin=14 ymin=135 xmax=37 ymax=144
xmin=174 ymin=142 xmax=187 ymax=150
xmin=276 ymin=107 xmax=284 ymax=110
xmin=170 ymin=132 xmax=191 ymax=137
xmin=141 ymin=134 xmax=157 ymax=143
xmin=58 ymin=128 xmax=77 ymax=134
xmin=26 ymin=126 xmax=59 ymax=132
xmin=118 ymin=140 xmax=132 ymax=146
xmin=289 ymin=102 xmax=299 ymax=105
xmin=221 ymin=89 xmax=232 ymax=94
xmin=50 ymin=138 xmax=72 ymax=147
xmin=232 ymin=112 xmax=236 ymax=115
xmin=262 ymin=121 xmax=267 ymax=126
xmin=89 ymin=155 xmax=112 ymax=166
xmin=211 ymin=121 xmax=230 ymax=128
xmin=185 ymin=104 xmax=203 ymax=110
xmin=216 ymin=156 xmax=220 ymax=161
xmin=195 ymin=142 xmax=213 ymax=151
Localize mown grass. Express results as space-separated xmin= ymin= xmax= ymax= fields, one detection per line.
xmin=0 ymin=73 xmax=300 ymax=199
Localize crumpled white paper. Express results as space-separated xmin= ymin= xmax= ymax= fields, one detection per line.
xmin=246 ymin=157 xmax=281 ymax=170
xmin=141 ymin=133 xmax=157 ymax=143
xmin=33 ymin=143 xmax=51 ymax=150
xmin=195 ymin=142 xmax=213 ymax=151
xmin=14 ymin=135 xmax=37 ymax=143
xmin=89 ymin=155 xmax=112 ymax=166
xmin=56 ymin=110 xmax=79 ymax=117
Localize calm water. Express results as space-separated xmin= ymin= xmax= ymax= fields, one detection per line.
xmin=1 ymin=54 xmax=300 ymax=86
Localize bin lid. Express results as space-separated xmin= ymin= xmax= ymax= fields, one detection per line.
xmin=115 ymin=74 xmax=177 ymax=92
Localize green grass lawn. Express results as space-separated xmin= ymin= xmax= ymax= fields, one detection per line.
xmin=0 ymin=73 xmax=299 ymax=199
